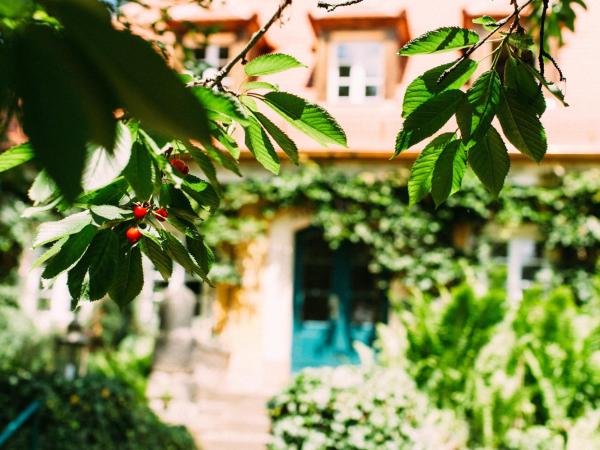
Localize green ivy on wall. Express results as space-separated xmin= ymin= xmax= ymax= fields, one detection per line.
xmin=203 ymin=163 xmax=600 ymax=300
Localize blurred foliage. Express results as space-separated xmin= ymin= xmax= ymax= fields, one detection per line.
xmin=376 ymin=283 xmax=600 ymax=449
xmin=0 ymin=305 xmax=53 ymax=372
xmin=529 ymin=0 xmax=587 ymax=47
xmin=0 ymin=300 xmax=186 ymax=448
xmin=0 ymin=371 xmax=197 ymax=450
xmin=88 ymin=334 xmax=155 ymax=398
xmin=268 ymin=365 xmax=468 ymax=450
xmin=270 ymin=281 xmax=600 ymax=449
xmin=204 ymin=164 xmax=600 ymax=300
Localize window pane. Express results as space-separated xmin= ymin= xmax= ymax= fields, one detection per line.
xmin=338 ymin=65 xmax=351 ymax=77
xmin=365 ymin=85 xmax=378 ymax=97
xmin=338 ymin=86 xmax=350 ymax=97
xmin=302 ymin=292 xmax=331 ymax=321
xmin=491 ymin=242 xmax=508 ymax=258
xmin=337 ymin=43 xmax=351 ymax=60
xmin=194 ymin=47 xmax=206 ymax=60
xmin=299 ymin=230 xmax=333 ymax=322
xmin=522 ymin=263 xmax=542 ymax=282
xmin=218 ymin=46 xmax=229 ymax=59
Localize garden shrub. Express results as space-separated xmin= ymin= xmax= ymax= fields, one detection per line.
xmin=268 ymin=365 xmax=468 ymax=450
xmin=377 ymin=284 xmax=600 ymax=449
xmin=0 ymin=371 xmax=197 ymax=450
xmin=0 ymin=305 xmax=53 ymax=372
xmin=269 ymin=283 xmax=600 ymax=450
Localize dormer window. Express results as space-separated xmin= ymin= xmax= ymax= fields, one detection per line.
xmin=329 ymin=41 xmax=385 ymax=103
xmin=191 ymin=44 xmax=230 ymax=78
xmin=168 ymin=14 xmax=272 ymax=85
xmin=309 ymin=11 xmax=410 ymax=103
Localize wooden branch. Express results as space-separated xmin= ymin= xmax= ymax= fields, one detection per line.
xmin=539 ymin=0 xmax=549 ymax=80
xmin=190 ymin=0 xmax=293 ymax=88
xmin=317 ymin=0 xmax=365 ymax=12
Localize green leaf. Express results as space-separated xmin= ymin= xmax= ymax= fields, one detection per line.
xmin=42 ymin=224 xmax=98 ymax=279
xmin=48 ymin=0 xmax=211 ymax=144
xmin=181 ymin=175 xmax=220 ymax=211
xmin=140 ymin=235 xmax=172 ymax=282
xmin=0 ymin=0 xmax=34 ymax=18
xmin=21 ymin=199 xmax=61 ymax=219
xmin=67 ymin=250 xmax=91 ymax=301
xmin=473 ymin=16 xmax=498 ymax=28
xmin=82 ymin=122 xmax=133 ymax=191
xmin=123 ymin=140 xmax=154 ymax=201
xmin=186 ymin=144 xmax=220 ymax=189
xmin=497 ymin=89 xmax=547 ymax=162
xmin=262 ymin=92 xmax=347 ymax=147
xmin=524 ymin=65 xmax=568 ymax=106
xmin=28 ymin=170 xmax=57 ymax=204
xmin=163 ymin=232 xmax=207 ymax=280
xmin=187 ymin=237 xmax=214 ymax=275
xmin=214 ymin=126 xmax=240 ymax=159
xmin=252 ymin=111 xmax=299 ymax=164
xmin=431 ymin=140 xmax=468 ymax=206
xmin=109 ymin=246 xmax=144 ymax=308
xmin=456 ymin=70 xmax=501 ymax=142
xmin=160 ymin=185 xmax=196 ymax=221
xmin=504 ymin=56 xmax=545 ymax=116
xmin=86 ymin=229 xmax=119 ymax=300
xmin=473 ymin=16 xmax=500 ymax=32
xmin=76 ymin=177 xmax=128 ymax=206
xmin=468 ymin=127 xmax=510 ymax=197
xmin=242 ymin=81 xmax=279 ymax=92
xmin=33 ymin=211 xmax=93 ymax=248
xmin=408 ymin=133 xmax=455 ymax=206
xmin=398 ymin=27 xmax=479 ymax=56
xmin=402 ymin=59 xmax=477 ymax=118
xmin=32 ymin=237 xmax=68 ymax=269
xmin=0 ymin=143 xmax=34 ymax=173
xmin=16 ymin=25 xmax=89 ymax=200
xmin=90 ymin=205 xmax=132 ymax=220
xmin=394 ymin=90 xmax=465 ymax=157
xmin=193 ymin=86 xmax=248 ymax=125
xmin=244 ymin=115 xmax=280 ymax=174
xmin=168 ymin=210 xmax=202 ymax=237
xmin=244 ymin=53 xmax=306 ymax=76
xmin=204 ymin=142 xmax=241 ymax=176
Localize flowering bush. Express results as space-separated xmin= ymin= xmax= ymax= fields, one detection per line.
xmin=268 ymin=365 xmax=467 ymax=450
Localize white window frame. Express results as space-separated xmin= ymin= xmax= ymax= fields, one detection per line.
xmin=328 ymin=41 xmax=385 ymax=104
xmin=492 ymin=237 xmax=544 ymax=301
xmin=194 ymin=44 xmax=230 ymax=82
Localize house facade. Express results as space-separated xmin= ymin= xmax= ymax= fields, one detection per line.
xmin=122 ymin=0 xmax=599 ymax=392
xmin=16 ymin=0 xmax=600 ymax=431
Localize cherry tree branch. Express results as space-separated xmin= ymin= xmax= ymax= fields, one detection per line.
xmin=317 ymin=0 xmax=365 ymax=12
xmin=190 ymin=0 xmax=293 ymax=88
xmin=438 ymin=0 xmax=534 ymax=82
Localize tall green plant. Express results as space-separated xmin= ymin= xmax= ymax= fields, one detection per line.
xmin=377 ymin=284 xmax=600 ymax=448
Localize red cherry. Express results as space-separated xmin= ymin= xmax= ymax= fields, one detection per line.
xmin=133 ymin=205 xmax=148 ymax=220
xmin=170 ymin=158 xmax=189 ymax=175
xmin=154 ymin=208 xmax=169 ymax=222
xmin=125 ymin=227 xmax=142 ymax=244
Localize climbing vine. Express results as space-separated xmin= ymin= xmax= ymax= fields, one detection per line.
xmin=204 ymin=164 xmax=600 ymax=300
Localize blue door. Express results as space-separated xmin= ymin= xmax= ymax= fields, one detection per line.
xmin=291 ymin=228 xmax=386 ymax=372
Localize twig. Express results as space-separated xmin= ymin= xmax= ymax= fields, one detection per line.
xmin=317 ymin=0 xmax=365 ymax=12
xmin=438 ymin=0 xmax=534 ymax=83
xmin=190 ymin=0 xmax=293 ymax=88
xmin=539 ymin=0 xmax=549 ymax=80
